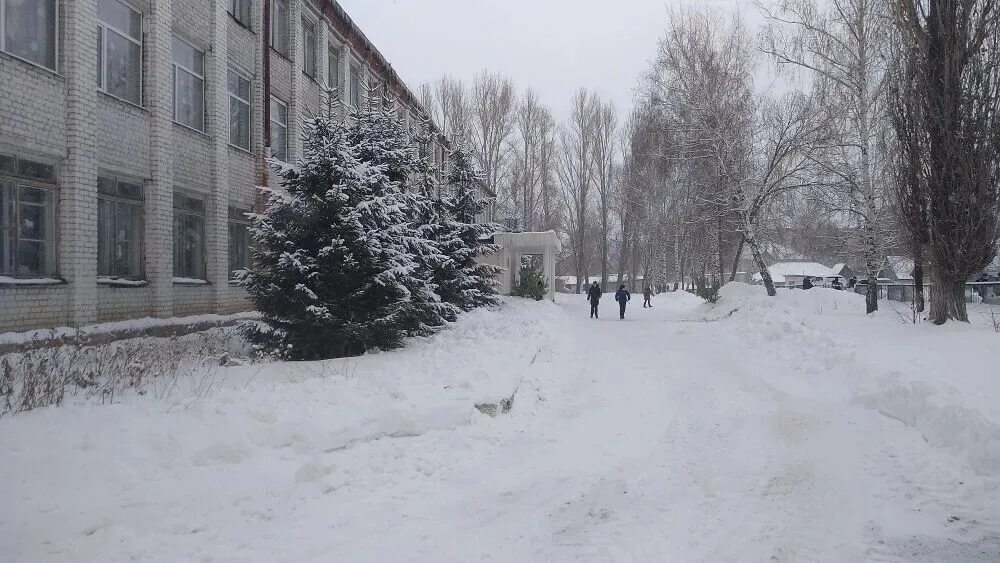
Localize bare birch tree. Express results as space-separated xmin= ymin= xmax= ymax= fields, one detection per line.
xmin=558 ymin=89 xmax=599 ymax=293
xmin=470 ymin=72 xmax=516 ymax=224
xmin=759 ymin=0 xmax=890 ymax=313
xmin=593 ymin=99 xmax=618 ymax=290
xmin=513 ymin=89 xmax=546 ymax=230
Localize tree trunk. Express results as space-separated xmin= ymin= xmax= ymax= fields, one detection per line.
xmin=859 ymin=103 xmax=879 ymax=314
xmin=744 ymin=218 xmax=776 ymax=296
xmin=716 ymin=216 xmax=725 ymax=284
xmin=929 ymin=267 xmax=968 ymax=324
xmin=673 ymin=234 xmax=681 ymax=288
xmin=729 ymin=235 xmax=746 ymax=282
xmin=912 ymin=242 xmax=925 ymax=314
xmin=601 ymin=213 xmax=609 ymax=292
xmin=863 ymin=221 xmax=879 ymax=314
xmin=617 ymin=231 xmax=629 ymax=292
xmin=630 ymin=241 xmax=640 ymax=292
xmin=679 ymin=254 xmax=686 ymax=290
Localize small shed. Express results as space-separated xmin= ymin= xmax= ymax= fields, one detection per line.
xmin=831 ymin=263 xmax=855 ymax=281
xmin=879 ymin=256 xmax=919 ymax=302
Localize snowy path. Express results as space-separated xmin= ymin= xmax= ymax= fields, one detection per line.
xmin=3 ymin=292 xmax=999 ymax=561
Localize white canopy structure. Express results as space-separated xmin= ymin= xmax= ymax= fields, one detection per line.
xmin=488 ymin=231 xmax=562 ymax=301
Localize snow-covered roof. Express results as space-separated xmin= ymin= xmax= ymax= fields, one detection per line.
xmin=884 ymin=256 xmax=915 ymax=281
xmin=494 ymin=231 xmax=562 ymax=253
xmin=753 ymin=262 xmax=833 ymax=283
xmin=831 ymin=263 xmax=850 ymax=276
xmin=986 ymin=253 xmax=1000 ymax=274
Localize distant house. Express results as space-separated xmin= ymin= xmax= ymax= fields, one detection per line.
xmin=984 ymin=253 xmax=1000 ymax=278
xmin=878 ymin=256 xmax=926 ymax=302
xmin=880 ymin=256 xmax=915 ymax=283
xmin=831 ymin=263 xmax=855 ymax=281
xmin=753 ymin=262 xmax=836 ymax=288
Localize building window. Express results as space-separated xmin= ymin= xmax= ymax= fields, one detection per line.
xmin=349 ymin=63 xmax=361 ymax=108
xmin=0 ymin=153 xmax=57 ymax=277
xmin=270 ymin=0 xmax=289 ymax=57
xmin=228 ymin=207 xmax=250 ymax=278
xmin=229 ymin=0 xmax=251 ymax=27
xmin=228 ymin=70 xmax=251 ymax=151
xmin=173 ymin=193 xmax=205 ymax=280
xmin=301 ymin=17 xmax=316 ymax=78
xmin=328 ymin=46 xmax=340 ymax=91
xmin=97 ymin=175 xmax=142 ymax=279
xmin=1 ymin=0 xmax=57 ymax=71
xmin=97 ymin=0 xmax=142 ymax=106
xmin=269 ymin=96 xmax=288 ymax=162
xmin=172 ymin=37 xmax=205 ymax=131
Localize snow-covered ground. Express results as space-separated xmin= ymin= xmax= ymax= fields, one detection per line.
xmin=3 ymin=287 xmax=999 ymax=561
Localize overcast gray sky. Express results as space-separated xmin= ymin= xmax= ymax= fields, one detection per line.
xmin=337 ymin=0 xmax=764 ymax=122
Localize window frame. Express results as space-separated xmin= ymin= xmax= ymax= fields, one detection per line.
xmin=301 ymin=16 xmax=317 ymax=79
xmin=269 ymin=95 xmax=288 ymax=162
xmin=270 ymin=0 xmax=289 ymax=57
xmin=228 ymin=206 xmax=251 ymax=279
xmin=171 ymin=35 xmax=206 ymax=132
xmin=328 ymin=45 xmax=340 ymax=91
xmin=0 ymin=0 xmax=59 ymax=72
xmin=97 ymin=0 xmax=144 ymax=107
xmin=97 ymin=174 xmax=144 ymax=280
xmin=172 ymin=192 xmax=207 ymax=280
xmin=227 ymin=68 xmax=252 ymax=152
xmin=229 ymin=0 xmax=251 ymax=27
xmin=0 ymin=153 xmax=59 ymax=278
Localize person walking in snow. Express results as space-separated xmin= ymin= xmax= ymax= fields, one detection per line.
xmin=801 ymin=276 xmax=814 ymax=290
xmin=587 ymin=281 xmax=602 ymax=319
xmin=615 ymin=285 xmax=631 ymax=319
xmin=643 ymin=286 xmax=653 ymax=308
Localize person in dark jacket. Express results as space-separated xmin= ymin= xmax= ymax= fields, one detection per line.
xmin=643 ymin=286 xmax=653 ymax=308
xmin=587 ymin=281 xmax=602 ymax=318
xmin=847 ymin=276 xmax=857 ymax=289
xmin=801 ymin=276 xmax=814 ymax=290
xmin=615 ymin=285 xmax=631 ymax=319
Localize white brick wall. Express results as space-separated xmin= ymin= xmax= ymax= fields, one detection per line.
xmin=97 ymin=285 xmax=154 ymax=323
xmin=97 ymin=96 xmax=152 ymax=176
xmin=1 ymin=0 xmax=451 ymax=334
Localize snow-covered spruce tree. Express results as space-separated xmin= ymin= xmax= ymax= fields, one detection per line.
xmin=347 ymin=98 xmax=459 ymax=328
xmin=410 ymin=119 xmax=462 ymax=320
xmin=243 ymin=112 xmax=436 ymax=360
xmin=438 ymin=145 xmax=504 ymax=310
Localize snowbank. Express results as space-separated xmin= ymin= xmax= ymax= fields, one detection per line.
xmin=716 ymin=281 xmax=865 ymax=315
xmin=711 ymin=282 xmax=1000 ymax=477
xmin=0 ymin=297 xmax=570 ymax=561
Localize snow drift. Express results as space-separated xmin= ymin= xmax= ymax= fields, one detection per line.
xmin=709 ymin=282 xmax=1000 ymax=477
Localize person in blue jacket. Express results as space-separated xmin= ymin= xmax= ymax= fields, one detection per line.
xmin=615 ymin=284 xmax=631 ymax=319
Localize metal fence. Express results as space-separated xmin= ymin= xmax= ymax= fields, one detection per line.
xmin=851 ymin=281 xmax=1000 ymax=305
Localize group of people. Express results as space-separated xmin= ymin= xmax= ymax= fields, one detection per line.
xmin=586 ymin=281 xmax=654 ymax=320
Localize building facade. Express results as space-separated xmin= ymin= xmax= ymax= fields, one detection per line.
xmin=0 ymin=0 xmax=458 ymax=333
